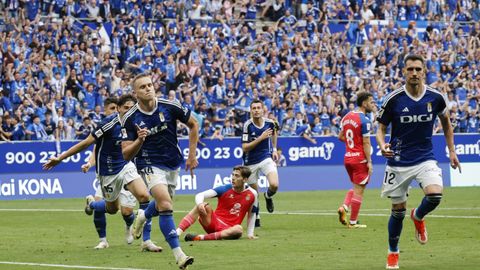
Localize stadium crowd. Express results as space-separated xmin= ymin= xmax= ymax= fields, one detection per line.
xmin=0 ymin=0 xmax=479 ymax=142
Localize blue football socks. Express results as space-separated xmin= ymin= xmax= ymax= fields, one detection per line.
xmin=122 ymin=213 xmax=135 ymax=227
xmin=144 ymin=200 xmax=159 ymax=219
xmin=94 ymin=211 xmax=106 ymax=238
xmin=388 ymin=209 xmax=406 ymax=252
xmin=159 ymin=210 xmax=180 ymax=249
xmin=90 ymin=200 xmax=106 ymax=213
xmin=415 ymin=194 xmax=442 ymax=220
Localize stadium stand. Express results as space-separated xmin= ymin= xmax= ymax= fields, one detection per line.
xmin=0 ymin=0 xmax=478 ymax=142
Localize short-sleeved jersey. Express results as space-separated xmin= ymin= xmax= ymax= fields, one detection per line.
xmin=213 ymin=184 xmax=258 ymax=227
xmin=91 ymin=113 xmax=127 ymax=176
xmin=377 ymin=85 xmax=448 ymax=166
xmin=121 ymin=98 xmax=191 ymax=170
xmin=242 ymin=118 xmax=277 ymax=166
xmin=340 ymin=111 xmax=371 ymax=163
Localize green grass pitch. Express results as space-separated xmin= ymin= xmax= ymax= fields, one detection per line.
xmin=1 ymin=187 xmax=479 ymax=270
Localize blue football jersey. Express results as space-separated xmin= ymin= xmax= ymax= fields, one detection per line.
xmin=377 ymin=85 xmax=448 ymax=166
xmin=121 ymin=98 xmax=191 ymax=170
xmin=242 ymin=118 xmax=277 ymax=166
xmin=91 ymin=113 xmax=127 ymax=176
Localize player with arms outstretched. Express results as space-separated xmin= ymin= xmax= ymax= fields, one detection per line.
xmin=376 ymin=55 xmax=461 ymax=269
xmin=43 ymin=95 xmax=161 ymax=251
xmin=242 ymin=99 xmax=279 ymax=226
xmin=81 ymin=97 xmax=138 ymax=248
xmin=176 ymin=165 xmax=258 ymax=241
xmin=337 ymin=91 xmax=376 ymax=228
xmin=121 ymin=73 xmax=198 ymax=269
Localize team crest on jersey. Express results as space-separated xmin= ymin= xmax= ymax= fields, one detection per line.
xmin=229 ymin=203 xmax=241 ymax=216
xmin=427 ymin=102 xmax=432 ymax=112
xmin=246 ymin=194 xmax=251 ymax=201
xmin=121 ymin=128 xmax=127 ymax=139
xmin=95 ymin=129 xmax=103 ymax=138
xmin=229 ymin=194 xmax=234 ymax=199
xmin=159 ymin=112 xmax=165 ymax=122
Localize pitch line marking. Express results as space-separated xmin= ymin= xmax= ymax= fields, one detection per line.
xmin=0 ymin=261 xmax=151 ymax=270
xmin=293 ymin=207 xmax=480 ymax=212
xmin=0 ymin=207 xmax=478 ymax=212
xmin=270 ymin=212 xmax=480 ymax=219
xmin=0 ymin=208 xmax=479 ymax=219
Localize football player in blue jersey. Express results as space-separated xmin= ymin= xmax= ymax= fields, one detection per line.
xmin=81 ymin=97 xmax=137 ymax=248
xmin=43 ymin=95 xmax=161 ymax=252
xmin=376 ymin=54 xmax=461 ymax=269
xmin=121 ymin=73 xmax=198 ymax=269
xmin=242 ymin=99 xmax=279 ymax=227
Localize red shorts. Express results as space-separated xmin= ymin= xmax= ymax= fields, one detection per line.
xmin=345 ymin=162 xmax=370 ymax=185
xmin=200 ymin=212 xmax=230 ymax=233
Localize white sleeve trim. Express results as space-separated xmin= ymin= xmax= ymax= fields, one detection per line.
xmin=194 ymin=189 xmax=218 ymax=205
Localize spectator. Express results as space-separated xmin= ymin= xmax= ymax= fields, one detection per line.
xmin=75 ymin=116 xmax=94 ymax=140
xmin=43 ymin=112 xmax=56 ymax=140
xmin=274 ymin=146 xmax=286 ymax=167
xmin=25 ymin=115 xmax=48 ymax=141
xmin=0 ymin=1 xmax=477 ymax=143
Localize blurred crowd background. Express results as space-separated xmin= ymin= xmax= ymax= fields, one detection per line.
xmin=0 ymin=0 xmax=478 ymax=142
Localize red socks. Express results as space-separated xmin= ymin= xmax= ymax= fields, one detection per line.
xmin=178 ymin=213 xmax=195 ymax=231
xmin=343 ymin=189 xmax=354 ymax=210
xmin=203 ymin=232 xmax=222 ymax=241
xmin=350 ymin=194 xmax=363 ymax=223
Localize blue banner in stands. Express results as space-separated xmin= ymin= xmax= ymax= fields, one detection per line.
xmin=0 ymin=135 xmax=477 ymax=200
xmin=0 ymin=135 xmax=478 ymax=174
xmin=0 ymin=162 xmax=456 ymax=200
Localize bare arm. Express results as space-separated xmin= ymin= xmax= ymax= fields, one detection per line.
xmin=338 ymin=129 xmax=345 ymax=142
xmin=363 ymin=135 xmax=373 ymax=176
xmin=271 ymin=126 xmax=279 ymax=161
xmin=375 ymin=122 xmax=394 ymax=158
xmin=362 ymin=136 xmax=372 ymax=164
xmin=121 ymin=125 xmax=149 ymax=161
xmin=43 ymin=135 xmax=96 ymax=170
xmin=81 ymin=145 xmax=96 ymax=173
xmin=121 ymin=139 xmax=143 ymax=161
xmin=185 ymin=115 xmax=199 ymax=176
xmin=438 ymin=112 xmax=461 ymax=172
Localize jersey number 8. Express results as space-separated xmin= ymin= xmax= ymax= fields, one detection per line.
xmin=345 ymin=129 xmax=354 ymax=148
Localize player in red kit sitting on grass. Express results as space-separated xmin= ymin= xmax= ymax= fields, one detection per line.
xmin=176 ymin=165 xmax=258 ymax=241
xmin=337 ymin=91 xmax=376 ymax=228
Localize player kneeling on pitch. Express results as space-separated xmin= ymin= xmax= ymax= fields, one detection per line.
xmin=176 ymin=165 xmax=259 ymax=241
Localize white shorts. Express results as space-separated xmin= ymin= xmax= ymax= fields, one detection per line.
xmin=138 ymin=166 xmax=179 ymax=198
xmin=381 ymin=160 xmax=443 ymax=204
xmin=246 ymin=158 xmax=277 ymax=185
xmin=97 ymin=162 xmax=140 ymax=202
xmin=94 ymin=184 xmax=136 ymax=208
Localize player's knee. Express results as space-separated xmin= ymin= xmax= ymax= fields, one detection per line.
xmin=135 ymin=192 xmax=150 ymax=203
xmin=353 ymin=185 xmax=364 ymax=196
xmin=156 ymin=200 xmax=173 ymax=211
xmin=106 ymin=207 xmax=119 ymax=215
xmin=104 ymin=201 xmax=119 ymax=214
xmin=121 ymin=207 xmax=133 ymax=216
xmin=268 ymin=183 xmax=278 ymax=192
xmin=391 ymin=208 xmax=406 ymax=220
xmin=426 ymin=193 xmax=442 ymax=206
xmin=230 ymin=225 xmax=243 ymax=239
